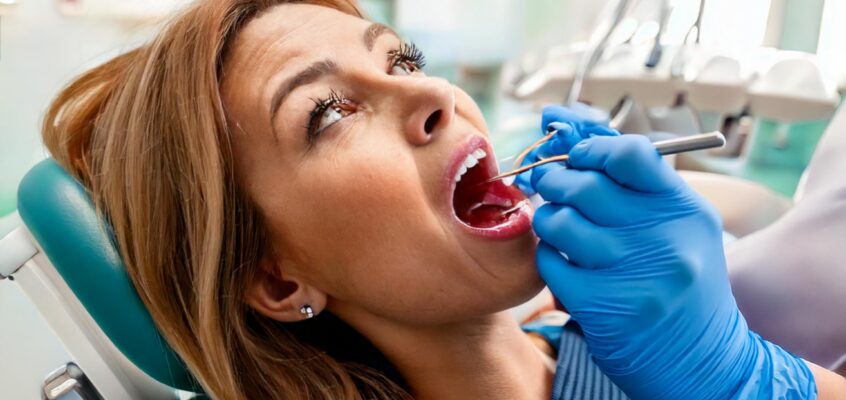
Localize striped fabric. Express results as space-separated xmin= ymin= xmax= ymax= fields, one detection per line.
xmin=551 ymin=324 xmax=629 ymax=400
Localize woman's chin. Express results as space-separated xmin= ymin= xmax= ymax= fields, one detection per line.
xmin=476 ymin=239 xmax=546 ymax=314
xmin=509 ymin=259 xmax=547 ymax=308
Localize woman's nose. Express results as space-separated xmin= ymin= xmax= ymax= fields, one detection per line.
xmin=398 ymin=77 xmax=456 ymax=145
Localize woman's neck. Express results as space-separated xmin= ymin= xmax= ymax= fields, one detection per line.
xmin=347 ymin=310 xmax=554 ymax=400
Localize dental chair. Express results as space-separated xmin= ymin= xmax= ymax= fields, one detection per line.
xmin=0 ymin=159 xmax=200 ymax=399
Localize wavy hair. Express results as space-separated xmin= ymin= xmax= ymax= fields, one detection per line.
xmin=42 ymin=1 xmax=410 ymax=398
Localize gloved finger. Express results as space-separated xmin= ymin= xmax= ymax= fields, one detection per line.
xmin=529 ymin=159 xmax=565 ymax=192
xmin=542 ymin=105 xmax=590 ymax=133
xmin=536 ymin=124 xmax=620 ymax=159
xmin=514 ymin=124 xmax=575 ymax=194
xmin=513 ymin=144 xmax=545 ymax=195
xmin=514 ymin=173 xmax=536 ymax=196
xmin=534 ymin=168 xmax=642 ymax=226
xmin=582 ymin=125 xmax=620 ymax=138
xmin=537 ymin=122 xmax=578 ymax=158
xmin=536 ymin=241 xmax=592 ymax=309
xmin=528 ymin=125 xmax=620 ymax=190
xmin=516 ymin=119 xmax=617 ymax=195
xmin=538 ymin=123 xmax=619 ymax=158
xmin=541 ymin=103 xmax=610 ymax=132
xmin=526 ymin=128 xmax=583 ymax=191
xmin=532 ymin=203 xmax=623 ymax=268
xmin=567 ymin=135 xmax=684 ymax=193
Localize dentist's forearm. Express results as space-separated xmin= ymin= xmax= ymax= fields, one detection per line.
xmin=808 ymin=361 xmax=846 ymax=399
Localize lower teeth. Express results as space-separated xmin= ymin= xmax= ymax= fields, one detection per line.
xmin=461 ymin=200 xmax=526 ymax=228
xmin=467 ymin=199 xmax=517 ymax=215
xmin=501 ymin=200 xmax=527 ymax=216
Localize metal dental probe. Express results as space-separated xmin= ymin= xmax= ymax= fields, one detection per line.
xmin=485 ymin=131 xmax=727 ymax=184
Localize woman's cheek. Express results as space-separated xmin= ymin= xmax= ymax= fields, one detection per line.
xmin=454 ymin=88 xmax=488 ymax=134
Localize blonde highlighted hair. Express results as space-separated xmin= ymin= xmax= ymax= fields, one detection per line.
xmin=42 ymin=1 xmax=410 ymax=398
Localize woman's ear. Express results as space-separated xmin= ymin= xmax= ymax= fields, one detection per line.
xmin=247 ymin=257 xmax=327 ymax=322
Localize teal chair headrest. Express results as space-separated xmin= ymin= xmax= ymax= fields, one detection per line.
xmin=17 ymin=159 xmax=197 ymax=392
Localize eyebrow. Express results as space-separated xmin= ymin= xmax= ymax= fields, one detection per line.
xmin=269 ymin=59 xmax=338 ymax=127
xmin=268 ymin=23 xmax=398 ymax=129
xmin=363 ymin=22 xmax=396 ymax=51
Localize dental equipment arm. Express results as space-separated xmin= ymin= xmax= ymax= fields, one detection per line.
xmin=671 ymin=0 xmax=705 ymax=78
xmin=566 ymin=0 xmax=633 ymax=106
xmin=645 ymin=0 xmax=672 ymax=69
xmin=525 ymin=105 xmax=824 ymax=399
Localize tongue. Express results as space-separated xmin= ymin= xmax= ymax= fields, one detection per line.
xmin=465 ymin=203 xmax=513 ymax=228
xmin=453 ymin=164 xmax=526 ymax=228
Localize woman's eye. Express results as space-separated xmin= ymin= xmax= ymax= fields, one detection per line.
xmin=316 ymin=107 xmax=344 ymax=133
xmin=392 ymin=62 xmax=419 ymax=76
xmin=306 ymin=90 xmax=354 ymax=144
xmin=389 ymin=42 xmax=426 ymax=76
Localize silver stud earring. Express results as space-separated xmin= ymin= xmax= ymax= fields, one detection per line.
xmin=299 ymin=304 xmax=315 ymax=319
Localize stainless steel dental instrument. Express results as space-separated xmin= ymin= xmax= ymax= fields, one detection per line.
xmin=486 ymin=131 xmax=727 ymax=183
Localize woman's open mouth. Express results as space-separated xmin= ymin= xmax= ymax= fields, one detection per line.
xmin=447 ymin=136 xmax=532 ymax=239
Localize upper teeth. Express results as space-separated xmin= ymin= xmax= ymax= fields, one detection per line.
xmin=455 ymin=149 xmax=487 ymax=182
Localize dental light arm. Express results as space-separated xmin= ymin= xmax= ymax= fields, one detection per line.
xmin=645 ymin=0 xmax=672 ymax=69
xmin=671 ymin=0 xmax=705 ymax=78
xmin=566 ymin=0 xmax=633 ymax=106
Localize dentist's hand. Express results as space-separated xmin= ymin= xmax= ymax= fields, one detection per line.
xmin=514 ymin=105 xmax=617 ymax=195
xmin=528 ymin=106 xmax=817 ymax=400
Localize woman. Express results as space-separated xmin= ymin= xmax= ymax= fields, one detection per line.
xmin=41 ymin=0 xmax=844 ymax=399
xmin=44 ymin=1 xmax=547 ymax=398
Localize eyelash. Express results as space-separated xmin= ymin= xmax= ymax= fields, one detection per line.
xmin=388 ymin=42 xmax=427 ymax=71
xmin=306 ymin=89 xmax=350 ymax=144
xmin=305 ymin=41 xmax=427 ymax=144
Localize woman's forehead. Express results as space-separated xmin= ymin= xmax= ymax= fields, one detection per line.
xmin=220 ymin=4 xmax=369 ymax=132
xmin=229 ymin=3 xmax=366 ymax=67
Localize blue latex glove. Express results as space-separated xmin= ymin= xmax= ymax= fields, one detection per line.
xmin=529 ymin=106 xmax=817 ymax=399
xmin=514 ymin=105 xmax=617 ymax=195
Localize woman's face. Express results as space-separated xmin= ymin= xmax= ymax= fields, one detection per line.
xmin=220 ymin=3 xmax=542 ymax=326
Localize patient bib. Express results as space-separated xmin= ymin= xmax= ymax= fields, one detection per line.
xmin=523 ymin=313 xmax=629 ymax=400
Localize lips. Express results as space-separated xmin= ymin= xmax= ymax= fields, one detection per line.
xmin=445 ymin=136 xmax=532 ymax=240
